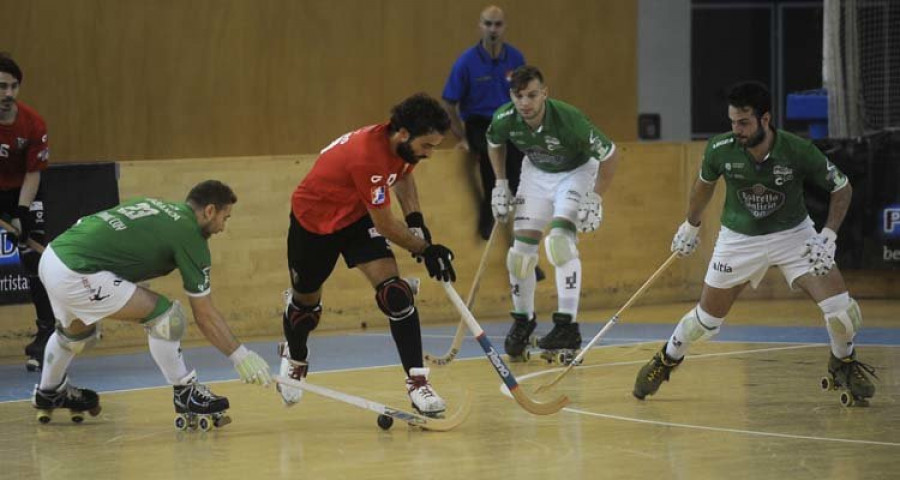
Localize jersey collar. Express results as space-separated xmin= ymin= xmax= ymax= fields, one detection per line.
xmin=476 ymin=41 xmax=507 ymax=63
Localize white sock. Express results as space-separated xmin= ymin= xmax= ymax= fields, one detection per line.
xmin=554 ymin=258 xmax=581 ymax=320
xmin=39 ymin=333 xmax=76 ymax=390
xmin=148 ymin=336 xmax=191 ymax=384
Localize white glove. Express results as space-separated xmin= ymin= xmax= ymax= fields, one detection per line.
xmin=802 ymin=228 xmax=837 ymax=276
xmin=671 ymin=221 xmax=701 ymax=257
xmin=230 ymin=345 xmax=272 ymax=386
xmin=491 ymin=179 xmax=512 ymax=223
xmin=576 ymin=192 xmax=603 ymax=233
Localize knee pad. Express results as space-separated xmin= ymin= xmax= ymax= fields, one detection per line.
xmin=506 ymin=245 xmax=539 ymax=280
xmin=375 ymin=277 xmax=415 ymax=321
xmin=143 ymin=299 xmax=187 ymax=341
xmin=678 ymin=307 xmax=722 ymax=342
xmin=284 ymin=298 xmax=322 ymax=333
xmin=544 ymin=228 xmax=578 ymax=267
xmin=56 ymin=324 xmax=101 ymax=354
xmin=823 ymin=296 xmax=862 ymax=339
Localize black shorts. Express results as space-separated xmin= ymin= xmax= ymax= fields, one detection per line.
xmin=287 ymin=213 xmax=394 ymax=293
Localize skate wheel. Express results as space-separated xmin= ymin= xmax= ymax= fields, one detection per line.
xmin=36 ymin=410 xmax=52 ymax=424
xmin=839 ymin=392 xmax=854 ymax=407
xmin=198 ymin=415 xmax=213 ymax=432
xmin=88 ymin=406 xmax=102 ymax=417
xmin=528 ymin=336 xmax=539 ymax=348
xmin=820 ymin=376 xmax=834 ymax=391
xmin=377 ymin=414 xmax=394 ymax=431
xmin=71 ymin=412 xmax=85 ymax=423
xmin=174 ymin=414 xmax=190 ymax=431
xmin=214 ymin=415 xmax=232 ymax=428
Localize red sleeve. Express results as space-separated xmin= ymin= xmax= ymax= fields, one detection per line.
xmin=349 ymin=155 xmax=392 ymax=210
xmin=26 ymin=114 xmax=49 ymax=172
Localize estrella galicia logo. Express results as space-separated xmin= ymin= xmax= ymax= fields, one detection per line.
xmin=0 ymin=230 xmax=21 ymax=266
xmin=883 ymin=206 xmax=900 ymax=239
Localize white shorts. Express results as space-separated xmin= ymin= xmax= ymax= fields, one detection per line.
xmin=704 ymin=217 xmax=818 ymax=290
xmin=513 ymin=158 xmax=599 ymax=232
xmin=38 ymin=245 xmax=137 ymax=327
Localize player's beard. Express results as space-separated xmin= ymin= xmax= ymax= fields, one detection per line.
xmin=743 ymin=121 xmax=767 ymax=148
xmin=397 ymin=140 xmax=423 ymax=164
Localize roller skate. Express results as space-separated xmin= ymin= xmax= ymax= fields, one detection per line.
xmin=406 ymin=367 xmax=446 ymax=418
xmin=32 ymin=376 xmax=102 ymax=424
xmin=633 ymin=344 xmax=683 ymax=400
xmin=535 ymin=313 xmax=582 ymax=365
xmin=820 ymin=351 xmax=877 ymax=407
xmin=173 ymin=372 xmax=231 ymax=431
xmin=276 ymin=342 xmax=307 ymax=407
xmin=504 ymin=312 xmax=537 ymax=362
xmin=24 ymin=324 xmax=53 ymax=372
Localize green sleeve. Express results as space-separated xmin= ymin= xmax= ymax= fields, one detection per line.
xmin=175 ymin=234 xmax=212 ymax=295
xmin=576 ymin=114 xmax=615 ymax=161
xmin=803 ymin=142 xmax=849 ymax=192
xmin=486 ymin=105 xmax=513 ymax=146
xmin=699 ymin=140 xmax=722 ymax=182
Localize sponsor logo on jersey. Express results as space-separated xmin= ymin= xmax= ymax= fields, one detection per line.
xmin=883 ymin=206 xmax=900 ymax=238
xmin=712 ymin=137 xmax=734 ymax=149
xmin=367 ymin=227 xmax=384 ymax=239
xmin=199 ymin=266 xmax=211 ymax=292
xmin=773 ymin=165 xmax=794 ymax=185
xmin=712 ymin=262 xmax=733 ymax=273
xmin=370 ymin=175 xmax=383 ymax=183
xmin=825 ymin=161 xmax=848 ymax=188
xmin=737 ymin=184 xmax=786 ymax=219
xmin=545 ymin=136 xmax=562 ymax=151
xmin=371 ymin=186 xmax=386 ymax=205
xmin=496 ymin=109 xmax=515 ymax=120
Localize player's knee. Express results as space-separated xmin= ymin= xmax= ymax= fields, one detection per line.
xmin=56 ymin=324 xmax=101 ymax=354
xmin=679 ymin=306 xmax=723 ymax=342
xmin=544 ymin=228 xmax=578 ymax=267
xmin=506 ymin=244 xmax=538 ymax=280
xmin=284 ymin=298 xmax=322 ymax=333
xmin=820 ymin=293 xmax=861 ymax=337
xmin=375 ymin=277 xmax=415 ymax=321
xmin=142 ymin=297 xmax=187 ymax=342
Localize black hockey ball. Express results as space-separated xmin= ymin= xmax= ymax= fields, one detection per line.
xmin=377 ymin=414 xmax=393 ymax=430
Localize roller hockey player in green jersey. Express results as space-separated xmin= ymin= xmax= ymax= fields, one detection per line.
xmin=633 ymin=81 xmax=876 ymax=407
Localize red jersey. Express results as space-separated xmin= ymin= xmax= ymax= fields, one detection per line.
xmin=0 ymin=101 xmax=49 ymax=190
xmin=292 ymin=123 xmax=415 ymax=234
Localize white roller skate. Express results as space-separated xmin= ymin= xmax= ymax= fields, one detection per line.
xmin=277 ymin=342 xmax=307 ymax=407
xmin=406 ymin=367 xmax=446 ymax=418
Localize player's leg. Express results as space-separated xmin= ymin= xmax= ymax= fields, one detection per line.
xmin=20 ymin=198 xmax=55 ymax=371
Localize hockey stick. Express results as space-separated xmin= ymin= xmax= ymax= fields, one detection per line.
xmin=274 ymin=375 xmax=471 ymax=432
xmin=424 ymin=221 xmax=498 ymax=365
xmin=441 ymin=281 xmax=569 ymax=415
xmin=0 ymin=218 xmax=45 ymax=254
xmin=534 ymin=251 xmax=679 ymax=393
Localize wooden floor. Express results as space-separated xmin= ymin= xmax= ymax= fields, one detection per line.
xmin=1 ymin=301 xmax=898 ymax=480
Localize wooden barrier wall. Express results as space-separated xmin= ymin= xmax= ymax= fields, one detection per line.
xmin=1 ymin=143 xmax=897 ymax=356
xmin=0 ymin=0 xmax=637 ymax=161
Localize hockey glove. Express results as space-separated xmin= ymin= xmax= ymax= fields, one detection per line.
xmin=491 ymin=179 xmax=512 ymax=223
xmin=576 ymin=192 xmax=603 ymax=233
xmin=231 ymin=346 xmax=272 ymax=386
xmin=802 ymin=228 xmax=837 ymax=276
xmin=421 ymin=244 xmax=456 ymax=282
xmin=671 ymin=220 xmax=700 ymax=257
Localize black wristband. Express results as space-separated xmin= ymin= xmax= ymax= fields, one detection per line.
xmin=405 ymin=212 xmax=425 ymax=228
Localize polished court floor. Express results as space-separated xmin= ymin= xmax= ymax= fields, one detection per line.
xmin=1 ymin=300 xmax=898 ymax=480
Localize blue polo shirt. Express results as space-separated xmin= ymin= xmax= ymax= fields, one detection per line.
xmin=442 ymin=42 xmax=526 ymax=120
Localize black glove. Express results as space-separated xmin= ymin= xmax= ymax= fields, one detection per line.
xmin=421 ymin=244 xmax=456 ymax=282
xmin=10 ymin=205 xmax=31 ymax=246
xmin=406 ymin=212 xmax=431 ymax=262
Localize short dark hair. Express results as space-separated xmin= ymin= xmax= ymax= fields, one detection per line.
xmin=727 ymin=81 xmax=771 ymax=118
xmin=0 ymin=53 xmax=23 ymax=84
xmin=186 ymin=180 xmax=237 ymax=210
xmin=509 ymin=65 xmax=544 ymax=94
xmin=388 ymin=93 xmax=450 ymax=138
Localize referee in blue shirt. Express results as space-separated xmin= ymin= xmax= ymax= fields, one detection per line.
xmin=442 ymin=5 xmax=526 ymax=240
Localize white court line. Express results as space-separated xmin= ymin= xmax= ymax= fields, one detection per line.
xmin=508 ymin=343 xmax=900 ymax=447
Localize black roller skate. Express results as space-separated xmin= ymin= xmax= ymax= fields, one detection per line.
xmin=33 ymin=376 xmax=102 ymax=424
xmin=633 ymin=344 xmax=683 ymax=400
xmin=536 ymin=313 xmax=582 ymax=365
xmin=504 ymin=312 xmax=536 ymax=362
xmin=173 ymin=373 xmax=231 ymax=431
xmin=25 ymin=324 xmax=54 ymax=372
xmin=820 ymin=351 xmax=877 ymax=407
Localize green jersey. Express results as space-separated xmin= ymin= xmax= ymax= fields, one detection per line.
xmin=50 ymin=197 xmax=212 ymax=295
xmin=486 ymin=98 xmax=615 ymax=173
xmin=701 ymin=129 xmax=849 ymax=236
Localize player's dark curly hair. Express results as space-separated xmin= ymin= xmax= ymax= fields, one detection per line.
xmin=187 ymin=180 xmax=237 ymax=210
xmin=0 ymin=53 xmax=23 ymax=83
xmin=727 ymin=81 xmax=771 ymax=119
xmin=509 ymin=65 xmax=544 ymax=94
xmin=388 ymin=93 xmax=450 ymax=138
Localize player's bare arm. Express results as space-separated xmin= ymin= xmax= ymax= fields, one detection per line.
xmin=441 ymin=99 xmax=467 ymax=147
xmin=368 ymin=206 xmax=428 ymax=254
xmin=686 ymin=177 xmax=717 ymax=226
xmin=188 ymin=294 xmax=241 ymax=356
xmin=824 ymin=182 xmax=853 ymax=232
xmin=487 ymin=143 xmax=507 ymax=180
xmin=18 ymin=170 xmax=41 ymax=206
xmin=594 ymin=149 xmax=620 ymax=196
xmin=392 ymin=174 xmax=421 ymax=217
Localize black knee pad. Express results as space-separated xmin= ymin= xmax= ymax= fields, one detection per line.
xmin=375 ymin=277 xmax=415 ymax=321
xmin=283 ymin=301 xmax=322 ymax=334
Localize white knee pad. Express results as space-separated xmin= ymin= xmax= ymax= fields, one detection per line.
xmin=678 ymin=307 xmax=723 ymax=342
xmin=823 ymin=296 xmax=862 ymax=339
xmin=56 ymin=324 xmax=101 ymax=354
xmin=143 ymin=300 xmax=187 ymax=341
xmin=544 ymin=228 xmax=578 ymax=267
xmin=507 ymin=246 xmax=539 ymax=280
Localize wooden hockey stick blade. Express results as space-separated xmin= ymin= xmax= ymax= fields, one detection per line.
xmin=424 ymin=222 xmax=498 ymax=365
xmin=274 ymin=375 xmax=471 ymax=432
xmin=441 ymin=281 xmax=569 ymax=415
xmin=0 ymin=218 xmax=45 ymax=253
xmin=533 ymin=252 xmax=680 ymax=393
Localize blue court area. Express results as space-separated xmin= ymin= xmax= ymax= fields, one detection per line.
xmin=2 ymin=321 xmax=899 ymax=402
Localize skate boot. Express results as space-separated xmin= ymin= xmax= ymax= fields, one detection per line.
xmin=504 ymin=312 xmax=537 ymax=362
xmin=406 ymin=367 xmax=446 ymax=418
xmin=536 ymin=313 xmax=583 ymax=365
xmin=32 ymin=376 xmax=102 ymax=424
xmin=276 ymin=342 xmax=308 ymax=407
xmin=173 ymin=372 xmax=231 ymax=431
xmin=24 ymin=324 xmax=54 ymax=372
xmin=821 ymin=351 xmax=877 ymax=407
xmin=633 ymin=344 xmax=683 ymax=400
